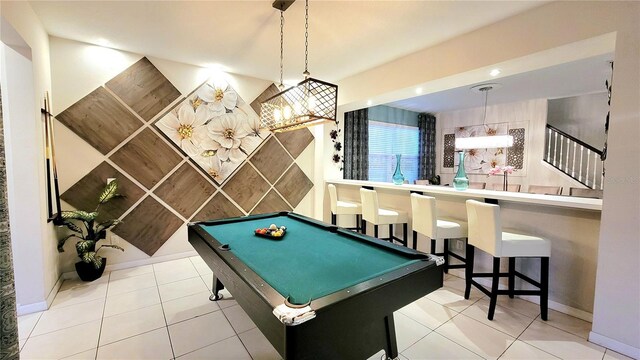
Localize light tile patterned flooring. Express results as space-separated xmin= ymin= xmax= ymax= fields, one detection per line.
xmin=18 ymin=256 xmax=632 ymax=360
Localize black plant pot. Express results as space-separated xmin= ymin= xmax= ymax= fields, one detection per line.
xmin=75 ymin=258 xmax=107 ymax=282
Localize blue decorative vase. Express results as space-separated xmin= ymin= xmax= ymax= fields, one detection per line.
xmin=392 ymin=154 xmax=405 ymax=185
xmin=453 ymin=151 xmax=469 ymax=191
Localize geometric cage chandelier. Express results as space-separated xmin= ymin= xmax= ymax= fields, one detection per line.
xmin=260 ymin=0 xmax=338 ymax=133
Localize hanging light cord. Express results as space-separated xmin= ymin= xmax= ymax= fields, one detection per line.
xmin=279 ymin=10 xmax=284 ymax=90
xmin=481 ymin=86 xmax=490 ymax=125
xmin=303 ymin=0 xmax=310 ymax=78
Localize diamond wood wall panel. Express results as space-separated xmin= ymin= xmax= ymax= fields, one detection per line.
xmin=154 ymin=163 xmax=215 ymax=219
xmin=105 ymin=57 xmax=181 ymax=121
xmin=275 ymin=129 xmax=314 ymax=159
xmin=61 ymin=162 xmax=145 ymax=222
xmin=61 ymin=70 xmax=316 ymax=259
xmin=249 ymin=83 xmax=280 ymax=116
xmin=249 ymin=137 xmax=292 ymax=184
xmin=274 ymin=164 xmax=313 ymax=207
xmin=222 ymin=164 xmax=270 ymax=212
xmin=112 ymin=196 xmax=184 ymax=256
xmin=56 ymin=87 xmax=143 ymax=155
xmin=251 ymin=190 xmax=292 ymax=215
xmin=192 ymin=192 xmax=243 ymax=222
xmin=110 ymin=128 xmax=182 ymax=189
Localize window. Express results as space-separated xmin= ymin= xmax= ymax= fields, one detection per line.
xmin=368 ymin=121 xmax=420 ymax=183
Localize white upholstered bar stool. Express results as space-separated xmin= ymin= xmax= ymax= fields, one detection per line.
xmin=465 ymin=199 xmax=551 ymax=320
xmin=410 ymin=193 xmax=468 ymax=273
xmin=328 ymin=184 xmax=362 ymax=232
xmin=360 ymin=188 xmax=409 ymax=246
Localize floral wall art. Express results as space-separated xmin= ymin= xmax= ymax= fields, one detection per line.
xmin=155 ymin=80 xmax=269 ymax=184
xmin=442 ymin=121 xmax=528 ymax=175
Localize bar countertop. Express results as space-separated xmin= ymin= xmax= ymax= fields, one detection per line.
xmin=326 ymin=179 xmax=602 ymax=211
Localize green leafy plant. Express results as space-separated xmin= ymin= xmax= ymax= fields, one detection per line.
xmin=57 ymin=180 xmax=125 ymax=269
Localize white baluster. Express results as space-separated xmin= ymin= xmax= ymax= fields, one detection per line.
xmin=559 ymin=135 xmax=563 ymax=170
xmin=579 ymin=146 xmax=584 ymax=183
xmin=554 ymin=132 xmax=559 ymax=166
xmin=572 ymin=142 xmax=577 ymax=177
xmin=586 ymin=149 xmax=591 ymax=187
xmin=593 ymin=155 xmax=598 ymax=189
xmin=547 ymin=128 xmax=552 ymax=161
xmin=565 ymin=138 xmax=570 ymax=173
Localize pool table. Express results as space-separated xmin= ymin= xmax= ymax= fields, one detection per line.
xmin=188 ymin=212 xmax=442 ymax=360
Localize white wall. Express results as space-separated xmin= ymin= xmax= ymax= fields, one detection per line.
xmin=1 ymin=1 xmax=59 ymax=314
xmin=435 ymin=99 xmax=587 ymax=194
xmin=329 ymin=1 xmax=639 ymax=356
xmin=49 ymin=37 xmax=316 ymax=273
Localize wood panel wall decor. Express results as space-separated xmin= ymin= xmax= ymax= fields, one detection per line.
xmin=192 ymin=192 xmax=243 ymax=221
xmin=249 ymin=83 xmax=280 ymax=116
xmin=61 ymin=162 xmax=145 ymax=222
xmin=251 ymin=190 xmax=292 ymax=215
xmin=274 ymin=164 xmax=314 ymax=207
xmin=56 ymin=87 xmax=143 ymax=154
xmin=221 ymin=163 xmax=271 ymax=212
xmin=105 ymin=57 xmax=181 ymax=122
xmin=58 ymin=59 xmax=315 ymax=257
xmin=275 ymin=129 xmax=314 ymax=159
xmin=112 ymin=196 xmax=184 ymax=256
xmin=249 ymin=137 xmax=293 ymax=184
xmin=109 ymin=128 xmax=182 ymax=189
xmin=154 ymin=163 xmax=215 ymax=218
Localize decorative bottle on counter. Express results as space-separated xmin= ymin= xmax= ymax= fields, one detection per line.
xmin=392 ymin=154 xmax=405 ymax=185
xmin=453 ymin=151 xmax=469 ymax=191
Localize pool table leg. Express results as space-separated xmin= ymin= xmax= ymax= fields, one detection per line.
xmin=384 ymin=314 xmax=399 ymax=360
xmin=209 ymin=276 xmax=225 ymax=301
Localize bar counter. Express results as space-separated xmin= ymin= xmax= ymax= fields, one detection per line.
xmin=325 ymin=179 xmax=603 ymax=319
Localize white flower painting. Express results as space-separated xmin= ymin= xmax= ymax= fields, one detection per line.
xmin=156 ymin=79 xmax=268 ymax=184
xmin=454 ymin=123 xmax=509 ymax=175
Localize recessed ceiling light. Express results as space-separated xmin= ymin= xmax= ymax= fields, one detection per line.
xmin=416 ymin=87 xmax=423 ymax=94
xmin=366 ymin=100 xmax=372 ymax=106
xmin=490 ymin=68 xmax=501 ymax=77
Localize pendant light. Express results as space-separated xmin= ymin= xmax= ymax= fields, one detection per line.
xmin=455 ymin=84 xmax=513 ymax=150
xmin=260 ymin=0 xmax=338 ymax=133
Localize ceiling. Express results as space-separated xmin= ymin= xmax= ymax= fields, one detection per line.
xmin=29 ymin=0 xmax=545 ymax=83
xmin=386 ymin=53 xmax=614 ymax=113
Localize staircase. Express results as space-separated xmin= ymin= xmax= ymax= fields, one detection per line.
xmin=543 ymin=124 xmax=604 ymax=189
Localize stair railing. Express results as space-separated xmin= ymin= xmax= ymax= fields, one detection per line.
xmin=544 ymin=124 xmax=604 ymax=189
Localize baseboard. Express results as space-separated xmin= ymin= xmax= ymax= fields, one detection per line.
xmin=16 ymin=274 xmax=64 ymax=316
xmin=62 ymin=250 xmax=199 ymax=280
xmin=589 ymin=331 xmax=640 ymax=359
xmin=448 ymin=268 xmax=593 ymax=322
xmin=16 ymin=300 xmax=48 ymax=316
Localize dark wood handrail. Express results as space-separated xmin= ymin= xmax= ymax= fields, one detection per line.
xmin=546 ymin=124 xmax=603 ymax=155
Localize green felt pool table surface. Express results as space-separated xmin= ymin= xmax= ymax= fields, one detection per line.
xmin=201 ymin=214 xmax=422 ymax=305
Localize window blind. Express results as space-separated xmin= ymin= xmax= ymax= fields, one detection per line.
xmin=368 ymin=121 xmax=420 ymax=183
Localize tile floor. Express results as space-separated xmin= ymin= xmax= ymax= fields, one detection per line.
xmin=18 ymin=256 xmax=632 ymax=360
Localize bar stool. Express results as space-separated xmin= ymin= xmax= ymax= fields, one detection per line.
xmin=328 ymin=184 xmax=362 ymax=232
xmin=464 ymin=199 xmax=550 ymax=320
xmin=410 ymin=193 xmax=468 ymax=273
xmin=360 ymin=188 xmax=408 ymax=246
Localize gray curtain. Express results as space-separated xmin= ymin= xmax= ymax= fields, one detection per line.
xmin=418 ymin=113 xmax=437 ymax=180
xmin=343 ymin=108 xmax=369 ymax=180
xmin=0 ymin=88 xmax=20 ymax=360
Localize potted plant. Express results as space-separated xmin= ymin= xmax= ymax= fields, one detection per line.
xmin=57 ymin=180 xmax=124 ymax=281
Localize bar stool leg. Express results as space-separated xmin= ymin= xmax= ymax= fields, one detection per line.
xmin=508 ymin=257 xmax=516 ymax=299
xmin=412 ymin=230 xmax=418 ymax=250
xmin=331 ymin=213 xmax=337 ymax=226
xmin=488 ymin=257 xmax=501 ymax=320
xmin=388 ymin=224 xmax=393 ymax=242
xmin=361 ymin=218 xmax=366 ymax=235
xmin=374 ymin=225 xmax=379 ymax=238
xmin=402 ymin=223 xmax=408 ymax=247
xmin=464 ymin=244 xmax=475 ymax=299
xmin=541 ymin=257 xmax=549 ymax=321
xmin=356 ymin=214 xmax=361 ymax=232
xmin=443 ymin=239 xmax=450 ymax=274
xmin=430 ymin=239 xmax=436 ymax=254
